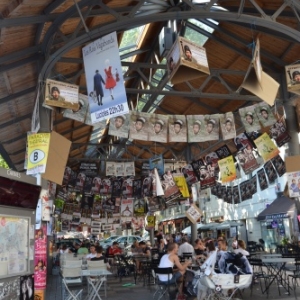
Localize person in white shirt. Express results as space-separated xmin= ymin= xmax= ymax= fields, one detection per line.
xmin=233 ymin=240 xmax=250 ymax=256
xmin=177 ymin=237 xmax=194 ymax=257
xmin=86 ymin=245 xmax=97 ymax=259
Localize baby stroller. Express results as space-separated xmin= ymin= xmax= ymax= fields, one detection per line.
xmin=197 ymin=273 xmax=252 ymax=300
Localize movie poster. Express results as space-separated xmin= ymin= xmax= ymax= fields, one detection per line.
xmin=236 ymin=148 xmax=259 ymax=174
xmin=239 ymin=105 xmax=262 ymax=132
xmin=249 ymin=175 xmax=258 ymax=196
xmin=191 ymin=159 xmax=205 ymax=180
xmin=129 ymin=111 xmax=149 ymax=141
xmin=168 ymin=115 xmax=187 ymax=142
xmin=148 ymin=114 xmax=169 ymax=143
xmin=218 ymin=155 xmax=236 ymax=183
xmin=287 ymin=172 xmax=300 ymax=197
xmin=63 ymin=93 xmax=89 ymax=123
xmin=264 ymin=161 xmax=278 ymax=184
xmin=198 ymin=165 xmax=216 ymax=189
xmin=91 ymin=176 xmax=102 ymax=195
xmin=161 ymin=171 xmax=182 ymax=202
xmin=122 ymin=177 xmax=133 ymax=197
xmin=234 ymin=132 xmax=254 ymax=151
xmin=254 ymin=103 xmax=276 ymax=127
xmin=269 ymin=119 xmax=291 ymax=147
xmin=187 ymin=115 xmax=206 ymax=143
xmin=232 ymin=185 xmax=240 ymax=204
xmin=219 ymin=112 xmax=236 ymax=140
xmin=82 ymin=31 xmax=129 ymax=123
xmin=111 ymin=178 xmax=123 ymax=197
xmin=120 ymin=198 xmax=134 ymax=217
xmin=254 ymin=132 xmax=280 ymax=162
xmin=271 ymin=155 xmax=286 ymax=177
xmin=257 ymin=168 xmax=268 ymax=191
xmin=239 ymin=180 xmax=249 ymax=201
xmin=205 ymin=151 xmax=220 ymax=179
xmin=133 ymin=198 xmax=145 ymax=215
xmin=100 ymin=178 xmax=112 ymax=194
xmin=132 ymin=179 xmax=142 ymax=197
xmin=181 ymin=164 xmax=198 ymax=186
xmin=108 ymin=114 xmax=129 ymax=138
xmin=173 ymin=173 xmax=190 ymax=198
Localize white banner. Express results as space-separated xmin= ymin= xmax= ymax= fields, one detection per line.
xmin=82 ymin=32 xmax=129 ymax=123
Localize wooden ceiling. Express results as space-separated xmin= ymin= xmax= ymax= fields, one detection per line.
xmin=0 ymin=0 xmax=300 ymax=174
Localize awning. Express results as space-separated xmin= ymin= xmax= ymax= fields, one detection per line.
xmin=256 ymin=195 xmax=296 ymax=221
xmin=181 ymin=221 xmax=242 ymax=234
xmin=159 ymin=214 xmax=186 ymax=223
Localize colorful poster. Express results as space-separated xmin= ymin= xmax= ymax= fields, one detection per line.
xmin=161 ymin=171 xmax=182 ymax=202
xmin=239 ymin=105 xmax=261 ymax=132
xmin=191 ymin=159 xmax=205 ymax=180
xmin=218 ymin=155 xmax=236 ymax=183
xmin=82 ymin=32 xmax=129 ymax=123
xmin=234 ymin=132 xmax=254 ymax=151
xmin=254 ymin=132 xmax=280 ymax=162
xmin=120 ymin=198 xmax=134 ymax=217
xmin=257 ymin=168 xmax=268 ymax=191
xmin=148 ymin=114 xmax=169 ymax=143
xmin=173 ymin=173 xmax=190 ymax=198
xmin=19 ymin=274 xmax=35 ymax=300
xmin=133 ymin=198 xmax=145 ymax=215
xmin=236 ymin=148 xmax=259 ymax=174
xmin=26 ymin=133 xmax=51 ymax=175
xmin=63 ymin=93 xmax=89 ymax=123
xmin=149 ymin=154 xmax=164 ymax=176
xmin=254 ymin=103 xmax=276 ymax=127
xmin=122 ymin=178 xmax=133 ymax=197
xmin=219 ymin=112 xmax=236 ymax=140
xmin=205 ymin=151 xmax=220 ymax=179
xmin=181 ymin=164 xmax=198 ymax=186
xmin=287 ymin=172 xmax=300 ymax=198
xmin=269 ymin=119 xmax=291 ymax=147
xmin=108 ymin=113 xmax=129 ymax=138
xmin=146 ymin=215 xmax=155 ymax=229
xmin=34 ymin=225 xmax=47 ymax=290
xmin=168 ymin=115 xmax=187 ymax=142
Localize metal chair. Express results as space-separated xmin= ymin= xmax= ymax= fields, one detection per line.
xmin=153 ymin=267 xmax=177 ymax=300
xmin=61 ymin=267 xmax=83 ymax=300
xmin=288 ymin=261 xmax=300 ymax=299
xmin=87 ymin=260 xmax=107 ymax=298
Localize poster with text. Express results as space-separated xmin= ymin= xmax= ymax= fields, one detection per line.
xmin=218 ymin=155 xmax=236 ymax=183
xmin=287 ymin=172 xmax=300 ymax=197
xmin=120 ymin=198 xmax=134 ymax=217
xmin=254 ymin=132 xmax=280 ymax=162
xmin=270 ymin=119 xmax=291 ymax=147
xmin=82 ymin=31 xmax=129 ymax=123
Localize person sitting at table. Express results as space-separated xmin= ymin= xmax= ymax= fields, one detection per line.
xmin=108 ymin=241 xmax=123 ymax=256
xmin=139 ymin=241 xmax=151 ymax=257
xmin=233 ymin=240 xmax=250 ymax=256
xmin=178 ymin=237 xmax=194 ymax=257
xmin=158 ymin=243 xmax=192 ymax=294
xmin=77 ymin=242 xmax=89 ymax=255
xmin=91 ymin=245 xmax=110 ymax=269
xmin=86 ymin=244 xmax=97 ymax=260
xmin=131 ymin=240 xmax=142 ymax=255
xmin=194 ymin=239 xmax=207 ymax=261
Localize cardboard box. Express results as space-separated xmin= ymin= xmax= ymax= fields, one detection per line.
xmin=166 ymin=36 xmax=210 ymax=85
xmin=285 ymin=155 xmax=300 ymax=173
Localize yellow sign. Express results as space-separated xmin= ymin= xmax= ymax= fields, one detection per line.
xmin=218 ymin=155 xmax=236 ymax=183
xmin=27 ymin=133 xmax=51 ymax=175
xmin=146 ymin=216 xmax=155 ymax=229
xmin=173 ymin=174 xmax=190 ymax=198
xmin=254 ymin=132 xmax=280 ymax=162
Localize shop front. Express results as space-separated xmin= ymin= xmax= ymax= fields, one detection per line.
xmin=257 ymin=195 xmax=298 ymax=252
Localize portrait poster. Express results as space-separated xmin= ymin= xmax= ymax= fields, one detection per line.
xmin=115 ymin=162 xmax=125 ymax=177
xmin=181 ymin=164 xmax=198 ymax=186
xmin=198 ymin=165 xmax=216 ymax=189
xmin=239 ymin=180 xmax=249 ymax=201
xmin=254 ymin=132 xmax=280 ymax=162
xmin=271 ymin=155 xmax=286 ymax=177
xmin=187 ymin=115 xmax=206 ymax=143
xmin=82 ymin=31 xmax=129 ymax=123
xmin=91 ymin=176 xmax=102 ymax=195
xmin=239 ymin=105 xmax=261 ymax=132
xmin=168 ymin=115 xmax=187 ymax=142
xmin=269 ymin=119 xmax=291 ymax=147
xmin=100 ymin=178 xmax=112 ymax=195
xmin=63 ymin=93 xmax=89 ymax=123
xmin=203 ymin=114 xmax=220 ymax=141
xmin=161 ymin=171 xmax=182 ymax=202
xmin=287 ymin=172 xmax=300 ymax=198
xmin=108 ymin=113 xmax=129 ymax=138
xmin=285 ymin=63 xmax=300 ymax=95
xmin=257 ymin=168 xmax=268 ymax=191
xmin=75 ymin=172 xmax=86 ymax=192
xmin=133 ymin=198 xmax=145 ymax=215
xmin=20 ymin=275 xmax=34 ymax=300
xmin=120 ymin=198 xmax=133 ymax=217
xmin=236 ymin=148 xmax=259 ymax=175
xmin=218 ymin=155 xmax=236 ymax=183
xmin=34 ymin=225 xmax=47 ymax=290
xmin=185 ymin=204 xmax=202 ymax=224
xmin=111 ymin=178 xmax=123 ymax=197
xmin=220 ymin=112 xmax=236 ymax=140
xmin=173 ymin=173 xmax=190 ymax=198
xmin=191 ymin=158 xmax=205 ymax=180
xmin=232 ymin=185 xmax=240 ymax=204
xmin=44 ymin=79 xmax=79 ymax=110
xmin=234 ymin=132 xmax=254 ymax=151
xmin=264 ymin=160 xmax=278 ymax=184
xmin=254 ymin=103 xmax=276 ymax=127
xmin=148 ymin=114 xmax=169 ymax=143
xmin=132 ymin=179 xmax=142 ymax=197
xmin=106 ymin=161 xmax=116 ymax=176
xmin=205 ymin=151 xmax=220 ymax=179
xmin=215 ymin=145 xmax=232 ymax=159
xmin=124 ymin=161 xmax=135 ymax=176
xmin=129 ymin=111 xmax=149 ymax=141
xmin=122 ymin=177 xmax=133 ymax=197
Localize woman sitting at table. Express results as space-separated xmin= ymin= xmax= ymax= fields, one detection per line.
xmin=194 ymin=239 xmax=207 ymax=260
xmin=131 ymin=240 xmax=142 ymax=255
xmin=233 ymin=240 xmax=250 ymax=256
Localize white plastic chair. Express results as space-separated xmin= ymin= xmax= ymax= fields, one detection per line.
xmin=61 ymin=267 xmax=83 ymax=300
xmin=87 ymin=260 xmax=108 ymax=298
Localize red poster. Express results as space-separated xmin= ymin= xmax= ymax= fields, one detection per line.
xmin=34 ymin=225 xmax=47 ymax=290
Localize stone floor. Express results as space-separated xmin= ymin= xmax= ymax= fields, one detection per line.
xmin=46 ymin=270 xmax=299 ymax=300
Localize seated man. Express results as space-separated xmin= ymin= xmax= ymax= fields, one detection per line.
xmin=139 ymin=241 xmax=151 ymax=257
xmin=177 ymin=237 xmax=194 ymax=257
xmin=108 ymin=241 xmax=123 ymax=257
xmin=157 ymin=243 xmax=191 ymax=294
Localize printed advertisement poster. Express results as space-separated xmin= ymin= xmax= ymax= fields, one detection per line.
xmin=109 ymin=114 xmax=129 ymax=138
xmin=82 ymin=31 xmax=129 ymax=123
xmin=168 ymin=115 xmax=187 ymax=142
xmin=34 ymin=225 xmax=47 ymax=290
xmin=218 ymin=155 xmax=237 ymax=183
xmin=254 ymin=132 xmax=280 ymax=162
xmin=20 ymin=275 xmax=34 ymax=300
xmin=287 ymin=172 xmax=300 ymax=198
xmin=120 ymin=198 xmax=133 ymax=217
xmin=26 ymin=133 xmax=51 ymax=175
xmin=63 ymin=93 xmax=89 ymax=123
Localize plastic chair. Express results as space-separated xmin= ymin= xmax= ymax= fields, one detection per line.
xmin=153 ymin=267 xmax=177 ymax=300
xmin=61 ymin=267 xmax=83 ymax=300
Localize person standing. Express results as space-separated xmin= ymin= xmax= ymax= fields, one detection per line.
xmin=93 ymin=70 xmax=105 ymax=106
xmin=104 ymin=59 xmax=117 ymax=100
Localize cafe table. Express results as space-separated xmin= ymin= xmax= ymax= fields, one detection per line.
xmin=261 ymin=257 xmax=295 ymax=295
xmin=81 ymin=268 xmax=112 ymax=300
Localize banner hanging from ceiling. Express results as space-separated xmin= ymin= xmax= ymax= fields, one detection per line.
xmin=82 ymin=31 xmax=129 ymax=123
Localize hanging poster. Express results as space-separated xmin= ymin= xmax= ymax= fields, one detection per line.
xmin=132 ymin=179 xmax=142 ymax=197
xmin=75 ymin=172 xmax=86 ymax=192
xmin=239 ymin=105 xmax=261 ymax=132
xmin=142 ymin=175 xmax=152 ymax=197
xmin=187 ymin=115 xmax=206 ymax=143
xmin=168 ymin=115 xmax=187 ymax=142
xmin=197 ymin=165 xmax=216 ymax=189
xmin=215 ymin=145 xmax=232 ymax=159
xmin=239 ymin=180 xmax=250 ymax=201
xmin=108 ymin=114 xmax=129 ymax=138
xmin=31 ymin=90 xmax=40 ymax=134
xmin=146 ymin=196 xmax=160 ymax=212
xmin=91 ymin=177 xmax=102 ymax=195
xmin=203 ymin=114 xmax=220 ymax=141
xmin=34 ymin=225 xmax=47 ymax=290
xmin=111 ymin=178 xmax=123 ymax=197
xmin=233 ymin=132 xmax=254 ymax=151
xmin=264 ymin=160 xmax=278 ymax=183
xmin=254 ymin=103 xmax=276 ymax=127
xmin=100 ymin=178 xmax=112 ymax=194
xmin=26 ymin=133 xmax=51 ymax=175
xmin=249 ymin=175 xmax=258 ymax=196
xmin=236 ymin=148 xmax=259 ymax=174
xmin=218 ymin=155 xmax=236 ymax=183
xmin=271 ymin=155 xmax=286 ymax=177
xmin=220 ymin=112 xmax=236 ymax=140
xmin=115 ymin=162 xmax=125 ymax=177
xmin=129 ymin=111 xmax=150 ymax=141
xmin=149 ymin=154 xmax=164 ymax=176
xmin=254 ymin=132 xmax=280 ymax=162
xmin=223 ymin=187 xmax=232 ymax=204
xmin=133 ymin=198 xmax=145 ymax=215
xmin=173 ymin=173 xmax=190 ymax=198
xmin=205 ymin=151 xmax=220 ymax=179
xmin=191 ymin=159 xmax=205 ymax=180
xmin=146 ymin=215 xmax=155 ymax=229
xmin=181 ymin=164 xmax=198 ymax=186
xmin=82 ymin=31 xmax=129 ymax=123
xmin=285 ymin=63 xmax=300 ymax=95
xmin=162 ymin=171 xmax=182 ymax=201
xmin=120 ymin=198 xmax=134 ymax=217
xmin=232 ymin=185 xmax=240 ymax=204
xmin=124 ymin=161 xmax=135 ymax=176
xmin=63 ymin=93 xmax=89 ymax=123
xmin=106 ymin=161 xmax=116 ymax=176
xmin=257 ymin=168 xmax=268 ymax=191
xmin=287 ymin=172 xmax=300 ymax=197
xmin=122 ymin=178 xmax=133 ymax=197
xmin=269 ymin=119 xmax=291 ymax=147
xmin=185 ymin=204 xmax=202 ymax=224
xmin=83 ymin=176 xmax=93 ymax=195
xmin=102 ymin=197 xmax=116 ymax=212
xmin=148 ymin=114 xmax=169 ymax=143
